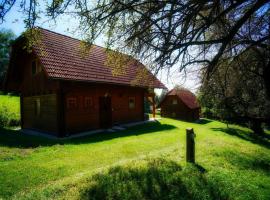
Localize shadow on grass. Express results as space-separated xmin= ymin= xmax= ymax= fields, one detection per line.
xmin=215 ymin=149 xmax=270 ymax=174
xmin=79 ymin=159 xmax=227 ymax=200
xmin=0 ymin=121 xmax=177 ymax=148
xmin=211 ymin=127 xmax=270 ymax=149
xmin=196 ymin=118 xmax=213 ymax=125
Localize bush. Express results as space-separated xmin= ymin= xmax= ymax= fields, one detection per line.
xmin=0 ymin=94 xmax=20 ymax=127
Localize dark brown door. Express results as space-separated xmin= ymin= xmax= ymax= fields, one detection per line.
xmin=99 ymin=96 xmax=112 ymax=128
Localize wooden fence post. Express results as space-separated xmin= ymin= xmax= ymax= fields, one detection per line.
xmin=186 ymin=128 xmax=196 ymax=163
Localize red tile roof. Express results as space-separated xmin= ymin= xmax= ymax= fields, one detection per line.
xmin=166 ymin=88 xmax=200 ymax=109
xmin=32 ymin=28 xmax=166 ymax=89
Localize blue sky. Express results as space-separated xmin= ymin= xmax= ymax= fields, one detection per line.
xmin=1 ymin=6 xmax=200 ymax=93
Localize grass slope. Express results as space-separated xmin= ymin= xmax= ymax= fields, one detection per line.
xmin=0 ymin=95 xmax=20 ymax=127
xmin=0 ymin=118 xmax=270 ymax=199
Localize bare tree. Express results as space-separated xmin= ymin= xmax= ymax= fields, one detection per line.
xmin=1 ymin=0 xmax=269 ymax=95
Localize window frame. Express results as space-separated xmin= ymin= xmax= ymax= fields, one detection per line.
xmin=84 ymin=96 xmax=93 ymax=108
xmin=67 ymin=97 xmax=78 ymax=110
xmin=172 ymin=99 xmax=178 ymax=105
xmin=32 ymin=60 xmax=37 ymax=75
xmin=34 ymin=98 xmax=41 ymax=117
xmin=32 ymin=60 xmax=41 ymax=76
xmin=128 ymin=97 xmax=136 ymax=109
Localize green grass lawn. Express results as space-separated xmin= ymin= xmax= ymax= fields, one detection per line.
xmin=0 ymin=118 xmax=270 ymax=199
xmin=0 ymin=95 xmax=20 ymax=127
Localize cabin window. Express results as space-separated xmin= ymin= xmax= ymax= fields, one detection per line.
xmin=129 ymin=97 xmax=135 ymax=109
xmin=32 ymin=60 xmax=41 ymax=75
xmin=34 ymin=98 xmax=41 ymax=116
xmin=172 ymin=99 xmax=178 ymax=105
xmin=84 ymin=97 xmax=93 ymax=108
xmin=32 ymin=61 xmax=37 ymax=75
xmin=67 ymin=97 xmax=77 ymax=109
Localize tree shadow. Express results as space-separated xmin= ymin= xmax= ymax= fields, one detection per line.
xmin=196 ymin=118 xmax=213 ymax=125
xmin=78 ymin=159 xmax=227 ymax=200
xmin=214 ymin=149 xmax=270 ymax=174
xmin=193 ymin=163 xmax=207 ymax=173
xmin=211 ymin=127 xmax=270 ymax=149
xmin=0 ymin=121 xmax=177 ymax=148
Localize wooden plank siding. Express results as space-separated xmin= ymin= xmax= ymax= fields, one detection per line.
xmin=7 ymin=50 xmax=61 ymax=94
xmin=160 ymin=95 xmax=199 ymax=121
xmin=22 ymin=94 xmax=58 ymax=135
xmin=57 ymin=87 xmax=66 ymax=137
xmin=62 ymin=82 xmax=145 ymax=134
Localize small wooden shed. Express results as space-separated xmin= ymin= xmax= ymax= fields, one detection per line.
xmin=4 ymin=28 xmax=166 ymax=137
xmin=159 ymin=88 xmax=200 ymax=121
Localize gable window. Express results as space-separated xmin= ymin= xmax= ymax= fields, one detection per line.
xmin=172 ymin=99 xmax=178 ymax=105
xmin=34 ymin=98 xmax=41 ymax=116
xmin=32 ymin=60 xmax=41 ymax=75
xmin=32 ymin=60 xmax=37 ymax=75
xmin=84 ymin=97 xmax=93 ymax=108
xmin=67 ymin=97 xmax=77 ymax=110
xmin=129 ymin=97 xmax=135 ymax=109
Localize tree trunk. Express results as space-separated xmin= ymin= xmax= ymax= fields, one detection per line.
xmin=250 ymin=118 xmax=264 ymax=135
xmin=263 ymin=61 xmax=270 ymax=100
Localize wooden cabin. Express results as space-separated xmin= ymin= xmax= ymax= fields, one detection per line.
xmin=159 ymin=88 xmax=200 ymax=121
xmin=4 ymin=28 xmax=165 ymax=137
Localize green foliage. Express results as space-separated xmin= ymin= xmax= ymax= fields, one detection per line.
xmin=0 ymin=95 xmax=20 ymax=127
xmin=105 ymin=50 xmax=130 ymax=76
xmin=22 ymin=28 xmax=42 ymax=53
xmin=47 ymin=0 xmax=64 ymax=16
xmin=0 ymin=29 xmax=15 ymax=86
xmin=0 ymin=118 xmax=270 ymax=199
xmin=199 ymin=48 xmax=270 ymax=133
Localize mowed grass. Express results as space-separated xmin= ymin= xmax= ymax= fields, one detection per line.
xmin=0 ymin=117 xmax=270 ymax=199
xmin=0 ymin=95 xmax=20 ymax=127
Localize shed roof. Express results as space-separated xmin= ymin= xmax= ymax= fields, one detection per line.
xmin=30 ymin=28 xmax=165 ymax=89
xmin=165 ymin=88 xmax=200 ymax=109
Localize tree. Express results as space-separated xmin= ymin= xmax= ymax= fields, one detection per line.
xmin=0 ymin=1 xmax=269 ymax=95
xmin=199 ymin=47 xmax=270 ymax=135
xmin=0 ymin=29 xmax=15 ymax=88
xmin=155 ymin=88 xmax=168 ymax=106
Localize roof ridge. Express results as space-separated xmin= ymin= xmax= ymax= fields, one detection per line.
xmin=173 ymin=87 xmax=190 ymax=91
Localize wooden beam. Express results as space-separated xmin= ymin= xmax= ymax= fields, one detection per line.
xmin=144 ymin=91 xmax=156 ymax=119
xmin=152 ymin=94 xmax=156 ymax=119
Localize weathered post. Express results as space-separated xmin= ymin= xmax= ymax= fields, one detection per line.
xmin=186 ymin=128 xmax=196 ymax=163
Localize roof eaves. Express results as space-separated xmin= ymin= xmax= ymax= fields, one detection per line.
xmin=48 ymin=76 xmax=162 ymax=89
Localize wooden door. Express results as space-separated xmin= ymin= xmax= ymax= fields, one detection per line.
xmin=99 ymin=96 xmax=112 ymax=128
